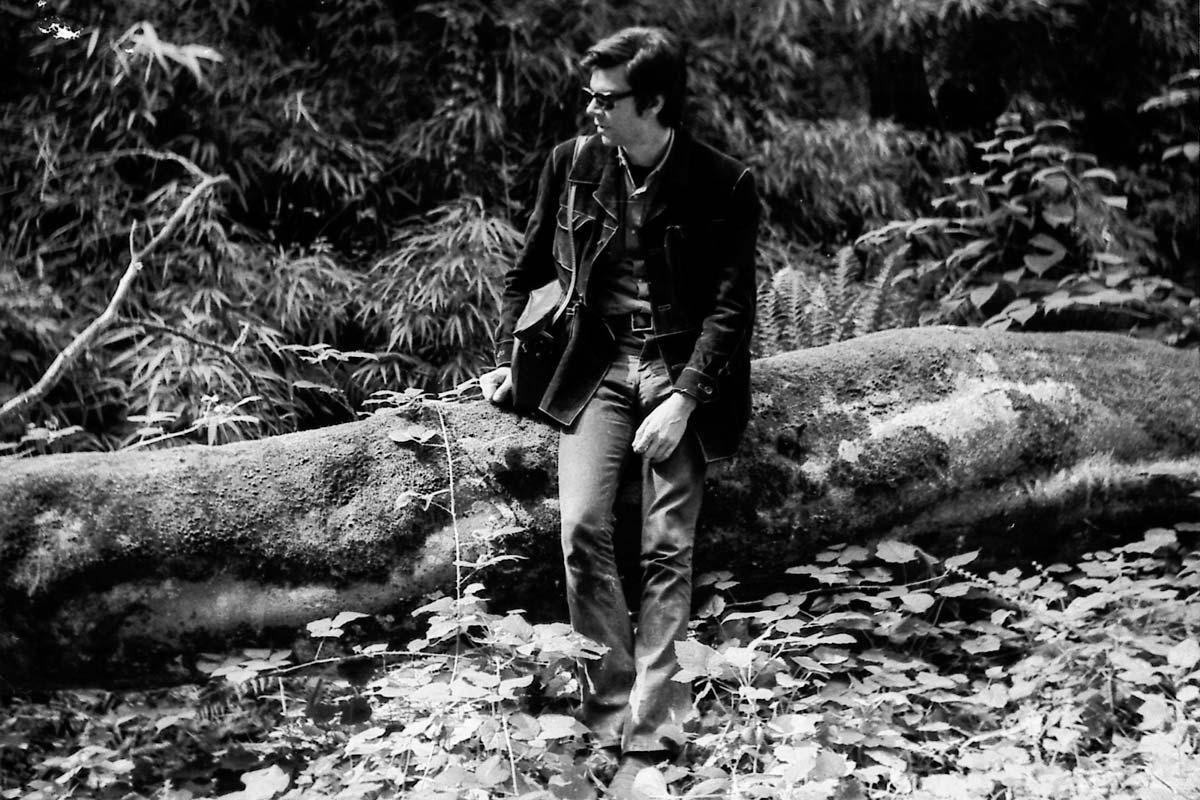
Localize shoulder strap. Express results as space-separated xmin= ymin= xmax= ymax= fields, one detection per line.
xmin=569 ymin=133 xmax=587 ymax=169
xmin=553 ymin=135 xmax=588 ymax=323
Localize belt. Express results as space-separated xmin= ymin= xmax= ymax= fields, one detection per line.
xmin=605 ymin=310 xmax=654 ymax=335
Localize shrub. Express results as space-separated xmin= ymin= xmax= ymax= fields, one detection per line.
xmin=356 ymin=198 xmax=521 ymax=393
xmin=754 ymin=116 xmax=969 ymax=243
xmin=1134 ymin=69 xmax=1200 ymax=292
xmin=856 ymin=112 xmax=1199 ymax=346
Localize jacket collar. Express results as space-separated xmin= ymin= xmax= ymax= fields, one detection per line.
xmin=568 ymin=128 xmax=692 ymax=227
xmin=616 ymin=128 xmax=674 ymax=188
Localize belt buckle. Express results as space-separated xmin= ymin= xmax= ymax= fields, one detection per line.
xmin=630 ymin=311 xmax=654 ymax=334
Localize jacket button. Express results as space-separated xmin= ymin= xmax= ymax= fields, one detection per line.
xmin=702 ymin=385 xmax=713 ymax=394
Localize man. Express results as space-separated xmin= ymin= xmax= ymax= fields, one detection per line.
xmin=479 ymin=27 xmax=759 ymax=797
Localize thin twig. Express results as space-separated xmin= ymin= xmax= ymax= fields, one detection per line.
xmin=499 ymin=700 xmax=521 ymax=796
xmin=0 ymin=173 xmax=228 ymax=425
xmin=66 ymin=148 xmax=211 ymax=181
xmin=435 ymin=404 xmax=463 ymax=596
xmin=123 ymin=420 xmax=207 ymax=451
xmin=122 ymin=395 xmax=260 ymax=450
xmin=270 ymin=650 xmax=451 ymax=677
xmin=11 ymin=148 xmax=216 ymax=267
xmin=0 ymin=237 xmax=145 ymax=423
xmin=114 ymin=319 xmax=260 ymax=393
xmin=434 ymin=402 xmax=465 ymax=683
xmin=493 ymin=657 xmax=522 ymax=795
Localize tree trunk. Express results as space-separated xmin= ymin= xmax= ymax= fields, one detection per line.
xmin=2 ymin=328 xmax=1198 ymax=685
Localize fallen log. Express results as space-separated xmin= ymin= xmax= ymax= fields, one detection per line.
xmin=2 ymin=327 xmax=1198 ymax=684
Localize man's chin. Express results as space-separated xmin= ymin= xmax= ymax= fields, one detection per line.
xmin=596 ymin=129 xmax=614 ymax=146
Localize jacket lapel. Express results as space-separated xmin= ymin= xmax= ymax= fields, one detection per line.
xmin=568 ymin=131 xmax=690 ymax=300
xmin=570 ymin=138 xmax=620 ymax=300
xmin=644 ymin=128 xmax=690 ymax=228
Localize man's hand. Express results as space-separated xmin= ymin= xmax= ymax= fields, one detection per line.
xmin=480 ymin=366 xmax=513 ymax=404
xmin=633 ymin=392 xmax=698 ymax=463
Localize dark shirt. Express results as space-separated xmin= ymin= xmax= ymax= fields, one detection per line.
xmin=592 ymin=130 xmax=675 ymax=318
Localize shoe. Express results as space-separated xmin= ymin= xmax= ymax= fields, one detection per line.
xmin=630 ymin=762 xmax=669 ymax=799
xmin=585 ymin=744 xmax=621 ymax=784
xmin=606 ymin=751 xmax=670 ymax=800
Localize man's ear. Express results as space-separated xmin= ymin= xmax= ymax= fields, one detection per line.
xmin=641 ymin=94 xmax=665 ymax=119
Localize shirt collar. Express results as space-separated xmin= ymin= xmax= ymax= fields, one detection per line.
xmin=617 ymin=128 xmax=675 ymax=195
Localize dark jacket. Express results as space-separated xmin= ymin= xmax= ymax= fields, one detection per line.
xmin=496 ymin=130 xmax=760 ymax=461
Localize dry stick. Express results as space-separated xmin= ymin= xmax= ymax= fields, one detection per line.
xmin=85 ymin=148 xmax=211 ymax=181
xmin=13 ymin=149 xmax=212 ymax=270
xmin=270 ymin=650 xmax=455 ymax=678
xmin=499 ymin=707 xmax=521 ymax=797
xmin=0 ymin=236 xmax=145 ymax=424
xmin=115 ymin=319 xmax=260 ymax=393
xmin=42 ymin=147 xmax=211 ymax=181
xmin=433 ymin=402 xmax=465 ymax=685
xmin=0 ymin=174 xmax=228 ymax=425
xmin=496 ymin=658 xmax=521 ymax=796
xmin=131 ymin=174 xmax=228 ymax=259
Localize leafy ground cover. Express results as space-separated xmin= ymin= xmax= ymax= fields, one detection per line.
xmin=3 ymin=522 xmax=1198 ymax=800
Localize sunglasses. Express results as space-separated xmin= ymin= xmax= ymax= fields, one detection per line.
xmin=582 ymin=87 xmax=635 ymax=111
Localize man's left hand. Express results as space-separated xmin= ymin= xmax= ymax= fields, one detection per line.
xmin=633 ymin=392 xmax=698 ymax=463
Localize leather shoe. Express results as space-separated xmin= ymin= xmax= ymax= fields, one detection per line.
xmin=607 ymin=752 xmax=670 ymax=799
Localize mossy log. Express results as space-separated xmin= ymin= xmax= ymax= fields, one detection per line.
xmin=2 ymin=327 xmax=1199 ymax=684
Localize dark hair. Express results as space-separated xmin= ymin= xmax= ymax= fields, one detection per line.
xmin=581 ymin=27 xmax=686 ymax=127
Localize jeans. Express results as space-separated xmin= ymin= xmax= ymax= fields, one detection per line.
xmin=558 ymin=335 xmax=706 ymax=754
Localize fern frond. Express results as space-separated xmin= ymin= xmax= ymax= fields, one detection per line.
xmin=855 ymin=244 xmax=908 ymax=336
xmin=752 ymin=283 xmax=774 ymax=356
xmin=755 ymin=278 xmax=789 ymax=356
xmin=779 ymin=268 xmax=810 ymax=351
xmin=808 ymin=281 xmax=837 ymax=347
xmin=831 ymin=246 xmax=857 ymax=319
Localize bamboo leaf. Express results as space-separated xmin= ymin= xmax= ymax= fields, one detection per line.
xmin=1080 ymin=167 xmax=1118 ymax=183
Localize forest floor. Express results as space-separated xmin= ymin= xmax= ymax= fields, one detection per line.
xmin=3 ymin=521 xmax=1198 ymax=800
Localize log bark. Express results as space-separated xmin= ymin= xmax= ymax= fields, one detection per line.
xmin=2 ymin=327 xmax=1198 ymax=684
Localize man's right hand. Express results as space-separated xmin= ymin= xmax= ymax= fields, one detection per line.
xmin=479 ymin=366 xmax=513 ymax=405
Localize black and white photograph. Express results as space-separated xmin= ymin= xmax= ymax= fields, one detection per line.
xmin=2 ymin=1 xmax=1198 ymax=798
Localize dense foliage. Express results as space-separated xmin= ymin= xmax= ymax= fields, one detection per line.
xmin=1 ymin=0 xmax=1196 ymax=451
xmin=854 ymin=113 xmax=1199 ymax=343
xmin=4 ymin=522 xmax=1197 ymax=798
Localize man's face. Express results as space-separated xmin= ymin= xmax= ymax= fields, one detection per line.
xmin=586 ymin=66 xmax=661 ymax=149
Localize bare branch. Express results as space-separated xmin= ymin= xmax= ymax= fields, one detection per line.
xmin=48 ymin=147 xmax=212 ymax=181
xmin=0 ymin=254 xmax=145 ymax=423
xmin=134 ymin=174 xmax=229 ymax=260
xmin=10 ymin=148 xmax=220 ymax=268
xmin=88 ymin=148 xmax=211 ymax=181
xmin=0 ymin=174 xmax=229 ymax=425
xmin=114 ymin=319 xmax=262 ymax=393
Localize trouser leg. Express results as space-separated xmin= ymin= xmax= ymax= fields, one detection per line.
xmin=624 ymin=353 xmax=707 ymax=754
xmin=558 ymin=357 xmax=637 ymax=747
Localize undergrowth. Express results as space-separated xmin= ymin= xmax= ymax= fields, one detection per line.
xmin=3 ymin=520 xmax=1197 ymax=800
xmin=753 ymin=245 xmax=909 ymax=356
